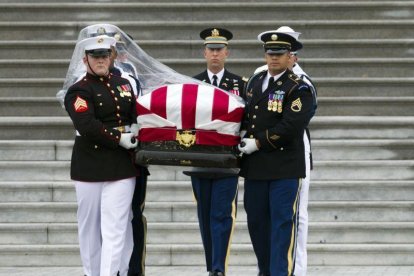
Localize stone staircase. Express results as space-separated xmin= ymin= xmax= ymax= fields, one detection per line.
xmin=0 ymin=0 xmax=414 ymax=273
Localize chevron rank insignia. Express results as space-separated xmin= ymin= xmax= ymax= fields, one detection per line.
xmin=291 ymin=98 xmax=302 ymax=112
xmin=74 ymin=96 xmax=88 ymax=112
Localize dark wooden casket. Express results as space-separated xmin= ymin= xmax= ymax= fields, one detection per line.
xmin=135 ymin=83 xmax=245 ymax=168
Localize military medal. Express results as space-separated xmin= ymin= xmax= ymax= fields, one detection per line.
xmin=272 ymin=99 xmax=278 ymax=112
xmin=268 ymin=93 xmax=274 ymax=111
xmin=275 ymin=90 xmax=285 ymax=113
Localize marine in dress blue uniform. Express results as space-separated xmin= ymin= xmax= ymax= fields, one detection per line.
xmin=184 ymin=27 xmax=246 ymax=276
xmin=238 ymin=31 xmax=314 ymax=276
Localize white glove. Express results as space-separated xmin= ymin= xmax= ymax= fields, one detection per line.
xmin=238 ymin=138 xmax=259 ymax=155
xmin=119 ymin=133 xmax=138 ymax=149
xmin=130 ymin=123 xmax=139 ymax=137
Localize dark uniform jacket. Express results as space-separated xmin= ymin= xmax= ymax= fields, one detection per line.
xmin=183 ymin=69 xmax=246 ymax=178
xmin=239 ymin=69 xmax=313 ymax=180
xmin=64 ymin=72 xmax=138 ymax=182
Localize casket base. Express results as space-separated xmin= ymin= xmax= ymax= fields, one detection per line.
xmin=135 ymin=141 xmax=240 ymax=168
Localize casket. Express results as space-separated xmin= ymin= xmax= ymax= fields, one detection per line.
xmin=136 ymin=83 xmax=245 ymax=168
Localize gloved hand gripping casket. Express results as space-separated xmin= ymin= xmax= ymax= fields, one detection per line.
xmin=136 ymin=83 xmax=244 ymax=168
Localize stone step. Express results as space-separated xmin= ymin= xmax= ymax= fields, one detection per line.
xmin=0 ymin=78 xmax=62 ymax=97
xmin=317 ymin=97 xmax=414 ymax=116
xmin=315 ymin=77 xmax=414 ymax=97
xmin=0 ymin=243 xmax=413 ymax=266
xmin=168 ymin=58 xmax=414 ymax=78
xmin=1 ymin=179 xmax=413 ymax=203
xmin=0 ymin=0 xmax=400 ymax=2
xmin=0 ymin=140 xmax=70 ymax=161
xmin=2 ymin=96 xmax=414 ymax=117
xmin=0 ymin=201 xmax=413 ymax=223
xmin=1 ymin=78 xmax=413 ymax=98
xmin=1 ymin=116 xmax=414 ymax=140
xmin=1 ymin=39 xmax=414 ymax=59
xmin=0 ymin=158 xmax=413 ymax=181
xmin=3 ymin=266 xmax=414 ymax=276
xmin=0 ymin=2 xmax=412 ymax=22
xmin=310 ymin=116 xmax=414 ymax=139
xmin=0 ymin=58 xmax=411 ymax=79
xmin=0 ymin=97 xmax=66 ymax=117
xmin=2 ymin=139 xmax=413 ymax=162
xmin=0 ymin=20 xmax=412 ymax=41
xmin=313 ymin=139 xmax=414 ymax=160
xmin=1 ymin=221 xmax=413 ymax=245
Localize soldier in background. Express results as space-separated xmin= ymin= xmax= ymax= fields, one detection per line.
xmin=184 ymin=27 xmax=246 ymax=276
xmin=238 ymin=30 xmax=313 ymax=276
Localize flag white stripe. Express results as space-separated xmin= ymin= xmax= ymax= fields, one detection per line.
xmin=165 ymin=84 xmax=183 ymax=129
xmin=195 ymin=85 xmax=214 ymax=128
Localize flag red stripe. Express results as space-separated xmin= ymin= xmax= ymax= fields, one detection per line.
xmin=181 ymin=84 xmax=198 ymax=129
xmin=139 ymin=128 xmax=240 ymax=146
xmin=151 ymin=86 xmax=167 ymax=119
xmin=215 ymin=107 xmax=244 ymax=122
xmin=212 ymin=88 xmax=229 ymax=121
xmin=139 ymin=127 xmax=176 ymax=142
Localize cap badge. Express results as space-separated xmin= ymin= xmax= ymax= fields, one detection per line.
xmin=97 ymin=27 xmax=106 ymax=35
xmin=97 ymin=38 xmax=104 ymax=44
xmin=211 ymin=28 xmax=220 ymax=37
xmin=271 ymin=34 xmax=278 ymax=41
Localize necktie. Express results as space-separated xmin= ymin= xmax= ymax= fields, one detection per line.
xmin=212 ymin=75 xmax=218 ymax=87
xmin=267 ymin=77 xmax=274 ymax=90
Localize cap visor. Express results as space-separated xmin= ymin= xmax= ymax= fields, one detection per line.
xmin=206 ymin=43 xmax=226 ymax=49
xmin=86 ymin=49 xmax=111 ymax=57
xmin=265 ymin=48 xmax=288 ymax=54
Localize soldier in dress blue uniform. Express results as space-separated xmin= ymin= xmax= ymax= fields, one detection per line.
xmin=254 ymin=26 xmax=318 ymax=276
xmin=184 ymin=27 xmax=246 ymax=276
xmin=238 ymin=31 xmax=314 ymax=276
xmin=64 ymin=35 xmax=139 ymax=276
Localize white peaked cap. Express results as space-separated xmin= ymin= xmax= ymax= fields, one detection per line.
xmin=85 ymin=23 xmax=119 ymax=37
xmin=257 ymin=26 xmax=301 ymax=42
xmin=275 ymin=26 xmax=301 ymax=40
xmin=81 ymin=35 xmax=116 ymax=51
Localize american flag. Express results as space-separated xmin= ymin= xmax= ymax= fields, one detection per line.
xmin=137 ymin=83 xmax=245 ymax=146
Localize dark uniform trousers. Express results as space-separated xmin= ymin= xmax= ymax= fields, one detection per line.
xmin=244 ymin=179 xmax=300 ymax=276
xmin=128 ymin=166 xmax=149 ymax=276
xmin=191 ymin=176 xmax=238 ymax=273
xmin=240 ymin=70 xmax=313 ymax=276
xmin=187 ymin=69 xmax=246 ymax=273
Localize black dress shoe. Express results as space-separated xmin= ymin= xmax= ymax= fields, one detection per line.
xmin=257 ymin=273 xmax=270 ymax=276
xmin=210 ymin=272 xmax=225 ymax=276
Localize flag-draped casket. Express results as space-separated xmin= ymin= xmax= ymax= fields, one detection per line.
xmin=136 ymin=83 xmax=245 ymax=167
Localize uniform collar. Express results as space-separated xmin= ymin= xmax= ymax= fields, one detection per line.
xmin=207 ymin=68 xmax=225 ymax=84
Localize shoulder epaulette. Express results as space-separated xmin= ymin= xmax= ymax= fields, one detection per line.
xmin=288 ymin=73 xmax=301 ymax=84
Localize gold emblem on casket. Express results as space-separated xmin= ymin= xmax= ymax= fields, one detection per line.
xmin=176 ymin=130 xmax=196 ymax=147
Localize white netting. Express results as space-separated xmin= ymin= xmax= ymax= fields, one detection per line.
xmin=57 ymin=23 xmax=223 ymax=106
